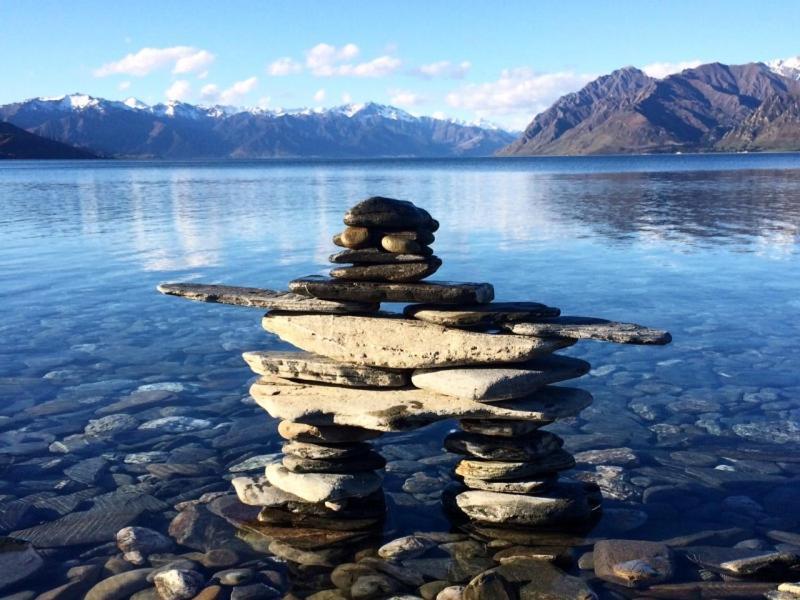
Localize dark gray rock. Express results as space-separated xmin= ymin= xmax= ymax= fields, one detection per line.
xmin=288 ymin=276 xmax=493 ymax=304
xmin=329 ymin=248 xmax=432 ymax=264
xmin=116 ymin=526 xmax=175 ymax=565
xmin=282 ymin=451 xmax=385 ymax=473
xmin=64 ymin=456 xmax=109 ymax=485
xmin=445 ymin=429 xmax=563 ymax=461
xmin=11 ymin=508 xmax=144 ymax=548
xmin=330 ymin=257 xmax=441 ymax=282
xmin=506 ymin=316 xmax=672 ymax=345
xmin=157 ymin=283 xmax=378 ymax=314
xmin=0 ymin=538 xmax=43 ymax=592
xmin=343 ymin=197 xmax=436 ymax=229
xmin=404 ymin=301 xmax=561 ymax=326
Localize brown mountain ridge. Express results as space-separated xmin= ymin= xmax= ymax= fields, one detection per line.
xmin=499 ymin=62 xmax=800 ymax=156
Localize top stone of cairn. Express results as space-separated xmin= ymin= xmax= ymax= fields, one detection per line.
xmin=343 ymin=196 xmax=438 ymax=229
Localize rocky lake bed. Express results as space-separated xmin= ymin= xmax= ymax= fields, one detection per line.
xmin=2 ymin=158 xmax=800 ymax=599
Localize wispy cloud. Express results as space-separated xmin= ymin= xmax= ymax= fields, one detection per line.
xmin=446 ymin=67 xmax=594 ymax=129
xmin=641 ymin=60 xmax=702 ymax=79
xmin=200 ymin=77 xmax=258 ymax=105
xmin=165 ymin=80 xmax=191 ymax=102
xmin=95 ymin=46 xmax=215 ymax=77
xmin=268 ymin=57 xmax=303 ymax=76
xmin=389 ymin=89 xmax=425 ymax=107
xmin=412 ymin=60 xmax=471 ymax=79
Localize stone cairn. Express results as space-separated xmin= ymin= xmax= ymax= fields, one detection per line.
xmin=158 ymin=196 xmax=671 ymax=542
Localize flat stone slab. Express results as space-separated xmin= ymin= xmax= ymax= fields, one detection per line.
xmin=282 ymin=451 xmax=385 ymax=474
xmin=250 ymin=379 xmax=592 ymax=431
xmin=289 ymin=276 xmax=494 ymax=305
xmin=461 ymin=475 xmax=556 ymax=494
xmin=283 ymin=441 xmax=371 ymax=460
xmin=157 ymin=283 xmax=378 ymax=313
xmin=262 ymin=313 xmax=571 ymax=369
xmin=505 ymin=316 xmax=672 ymax=345
xmin=265 ymin=463 xmax=383 ymax=503
xmin=277 ymin=421 xmax=382 ymax=443
xmin=444 ymin=430 xmax=564 ymax=461
xmin=330 ymin=248 xmax=431 ymax=264
xmin=459 ymin=419 xmax=542 ymax=438
xmin=242 ymin=350 xmax=409 ymax=388
xmin=454 ymin=449 xmax=576 ymax=480
xmin=451 ymin=482 xmax=601 ymax=527
xmin=329 ymin=258 xmax=441 ymax=282
xmin=404 ymin=301 xmax=561 ymax=326
xmin=411 ymin=355 xmax=590 ymax=401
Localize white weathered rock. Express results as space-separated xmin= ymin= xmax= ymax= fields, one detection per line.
xmin=378 ymin=535 xmax=436 ymax=561
xmin=242 ymin=350 xmax=408 ymax=388
xmin=251 ymin=379 xmax=592 ymax=431
xmin=411 ymin=355 xmax=589 ymax=401
xmin=265 ymin=463 xmax=383 ymax=503
xmin=116 ymin=526 xmax=174 ymax=565
xmin=231 ymin=475 xmax=307 ymax=506
xmin=461 ymin=476 xmax=555 ymax=494
xmin=505 ymin=317 xmax=672 ymax=345
xmin=262 ymin=313 xmax=572 ymax=369
xmin=153 ymin=568 xmax=205 ymax=600
xmin=157 ymin=282 xmax=377 ymax=313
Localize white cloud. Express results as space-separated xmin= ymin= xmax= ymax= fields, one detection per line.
xmin=165 ymin=80 xmax=191 ymax=102
xmin=268 ymin=57 xmax=303 ymax=76
xmin=446 ymin=67 xmax=594 ymax=129
xmin=202 ymin=77 xmax=258 ymax=105
xmin=313 ymin=88 xmax=326 ymax=103
xmin=118 ymin=81 xmax=131 ymax=91
xmin=200 ymin=83 xmax=219 ymax=101
xmin=414 ymin=60 xmax=471 ymax=79
xmin=257 ymin=96 xmax=271 ymax=109
xmin=641 ymin=60 xmax=702 ymax=79
xmin=304 ymin=43 xmax=401 ymax=77
xmin=389 ymin=89 xmax=424 ymax=107
xmin=341 ymin=92 xmax=352 ymax=103
xmin=95 ymin=46 xmax=215 ymax=77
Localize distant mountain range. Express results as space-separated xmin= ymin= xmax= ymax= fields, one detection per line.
xmin=3 ymin=58 xmax=800 ymax=159
xmin=0 ymin=95 xmax=516 ymax=159
xmin=500 ymin=60 xmax=800 ymax=155
xmin=0 ymin=120 xmax=96 ymax=159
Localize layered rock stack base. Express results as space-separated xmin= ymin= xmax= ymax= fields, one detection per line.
xmin=158 ymin=196 xmax=672 ymax=539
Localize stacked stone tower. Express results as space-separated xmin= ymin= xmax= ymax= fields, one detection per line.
xmin=158 ymin=196 xmax=671 ymax=538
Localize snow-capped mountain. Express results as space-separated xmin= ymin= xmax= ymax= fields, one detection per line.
xmin=0 ymin=94 xmax=516 ymax=159
xmin=766 ymin=56 xmax=800 ymax=80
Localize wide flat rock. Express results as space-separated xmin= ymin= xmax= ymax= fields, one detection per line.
xmin=411 ymin=355 xmax=590 ymax=401
xmin=242 ymin=350 xmax=409 ymax=388
xmin=451 ymin=482 xmax=601 ymax=527
xmin=454 ymin=449 xmax=576 ymax=481
xmin=506 ymin=316 xmax=672 ymax=345
xmin=289 ymin=276 xmax=494 ymax=304
xmin=330 ymin=248 xmax=431 ymax=264
xmin=251 ymin=379 xmax=592 ymax=431
xmin=11 ymin=508 xmax=145 ymax=547
xmin=404 ymin=301 xmax=561 ymax=326
xmin=461 ymin=475 xmax=556 ymax=494
xmin=157 ymin=283 xmax=378 ymax=313
xmin=262 ymin=313 xmax=571 ymax=369
xmin=265 ymin=463 xmax=383 ymax=503
xmin=330 ymin=258 xmax=441 ymax=282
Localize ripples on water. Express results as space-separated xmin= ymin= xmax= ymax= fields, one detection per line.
xmin=1 ymin=155 xmax=799 ymax=598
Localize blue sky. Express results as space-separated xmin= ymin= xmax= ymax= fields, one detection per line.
xmin=2 ymin=0 xmax=799 ymax=128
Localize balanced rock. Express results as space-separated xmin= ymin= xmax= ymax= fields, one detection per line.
xmin=381 ymin=235 xmax=430 ymax=254
xmin=242 ymin=350 xmax=408 ymax=388
xmin=330 ymin=248 xmax=432 ymax=264
xmin=334 ymin=226 xmax=373 ymax=249
xmin=506 ymin=316 xmax=672 ymax=345
xmin=454 ymin=449 xmax=576 ymax=480
xmin=262 ymin=313 xmax=571 ymax=369
xmin=265 ymin=463 xmax=383 ymax=503
xmin=282 ymin=451 xmax=385 ymax=473
xmin=344 ymin=196 xmax=436 ymax=229
xmin=277 ymin=421 xmax=382 ymax=443
xmin=289 ymin=276 xmax=493 ymax=304
xmin=283 ymin=441 xmax=371 ymax=460
xmin=411 ymin=355 xmax=590 ymax=401
xmin=157 ymin=283 xmax=377 ymax=313
xmin=459 ymin=418 xmax=542 ymax=438
xmin=461 ymin=475 xmax=556 ymax=494
xmin=404 ymin=301 xmax=561 ymax=327
xmin=251 ymin=379 xmax=592 ymax=431
xmin=330 ymin=258 xmax=441 ymax=282
xmin=445 ymin=430 xmax=563 ymax=461
xmin=452 ymin=483 xmax=601 ymax=527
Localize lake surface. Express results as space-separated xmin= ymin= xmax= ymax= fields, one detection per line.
xmin=1 ymin=154 xmax=800 ymax=598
